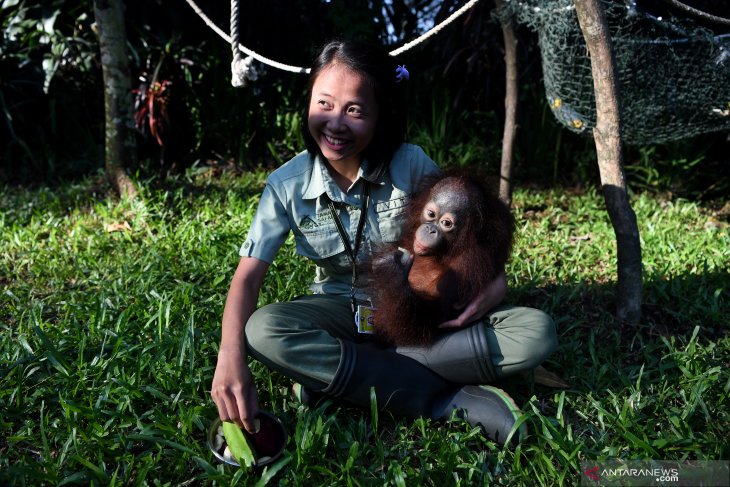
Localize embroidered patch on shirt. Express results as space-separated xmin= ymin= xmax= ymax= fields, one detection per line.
xmin=299 ymin=211 xmax=337 ymax=230
xmin=375 ymin=196 xmax=409 ymax=213
xmin=299 ymin=216 xmax=318 ymax=230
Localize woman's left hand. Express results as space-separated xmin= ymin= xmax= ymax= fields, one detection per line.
xmin=438 ymin=272 xmax=507 ymax=329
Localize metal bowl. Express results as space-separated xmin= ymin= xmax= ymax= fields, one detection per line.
xmin=207 ymin=411 xmax=287 ymax=468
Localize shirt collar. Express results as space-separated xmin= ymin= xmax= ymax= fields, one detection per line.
xmin=302 ymin=153 xmax=385 ymax=200
xmin=302 ymin=154 xmax=331 ymax=199
xmin=360 ymin=157 xmax=387 ymax=185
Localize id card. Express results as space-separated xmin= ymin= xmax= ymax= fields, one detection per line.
xmin=355 ymin=304 xmax=376 ymax=334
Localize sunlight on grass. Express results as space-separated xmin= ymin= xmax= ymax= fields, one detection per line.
xmin=1 ymin=172 xmax=727 ymax=485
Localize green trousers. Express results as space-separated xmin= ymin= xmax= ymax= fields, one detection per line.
xmin=245 ymin=294 xmax=557 ymax=391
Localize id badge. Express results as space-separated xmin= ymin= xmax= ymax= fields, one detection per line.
xmin=355 ymin=304 xmax=376 ymax=334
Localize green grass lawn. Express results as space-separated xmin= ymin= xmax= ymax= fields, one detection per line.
xmin=1 ymin=169 xmax=728 ymax=486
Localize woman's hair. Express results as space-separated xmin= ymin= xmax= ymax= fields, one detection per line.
xmin=302 ymin=39 xmax=407 ymax=172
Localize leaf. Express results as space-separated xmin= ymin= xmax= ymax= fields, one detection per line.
xmin=105 ymin=221 xmax=132 ymax=233
xmin=569 ymin=234 xmax=591 ymax=242
xmin=254 ymin=456 xmax=292 ymax=487
xmin=534 ymin=365 xmax=570 ymax=388
xmin=33 ymin=324 xmax=70 ymax=376
xmin=222 ymin=421 xmax=257 ymax=468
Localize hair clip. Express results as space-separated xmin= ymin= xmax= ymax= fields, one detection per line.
xmin=395 ymin=65 xmax=409 ymax=82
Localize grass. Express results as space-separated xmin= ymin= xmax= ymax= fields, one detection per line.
xmin=1 ymin=168 xmax=728 ymax=485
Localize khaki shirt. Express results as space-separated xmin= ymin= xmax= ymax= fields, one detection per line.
xmin=240 ymin=143 xmax=439 ymax=298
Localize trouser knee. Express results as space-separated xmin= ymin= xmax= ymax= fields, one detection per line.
xmin=394 ymin=306 xmax=558 ymax=383
xmin=244 ymin=304 xmax=286 ymax=363
xmin=531 ymin=310 xmax=558 ymax=364
xmin=243 ymin=298 xmax=349 ymax=389
xmin=505 ymin=308 xmax=557 ymax=370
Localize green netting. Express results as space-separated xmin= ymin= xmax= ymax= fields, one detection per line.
xmin=495 ymin=0 xmax=730 ymax=145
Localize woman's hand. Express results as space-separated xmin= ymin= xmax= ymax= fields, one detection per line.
xmin=211 ymin=345 xmax=260 ymax=433
xmin=438 ymin=271 xmax=507 ymax=329
xmin=211 ymin=257 xmax=269 ymax=433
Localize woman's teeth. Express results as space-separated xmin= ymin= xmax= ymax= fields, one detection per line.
xmin=325 ymin=135 xmax=347 ymax=146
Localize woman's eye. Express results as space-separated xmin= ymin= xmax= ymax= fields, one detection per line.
xmin=347 ymin=106 xmax=363 ymax=115
xmin=317 ymin=100 xmax=331 ymax=108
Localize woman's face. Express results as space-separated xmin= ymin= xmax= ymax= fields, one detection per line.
xmin=307 ymin=63 xmax=379 ymax=168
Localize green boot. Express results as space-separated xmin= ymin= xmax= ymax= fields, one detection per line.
xmin=299 ymin=339 xmax=525 ymax=446
xmin=394 ymin=321 xmax=498 ymax=384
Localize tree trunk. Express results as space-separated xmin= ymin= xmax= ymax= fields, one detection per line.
xmin=94 ymin=0 xmax=138 ymax=199
xmin=574 ymin=0 xmax=642 ymax=323
xmin=495 ymin=0 xmax=518 ymax=206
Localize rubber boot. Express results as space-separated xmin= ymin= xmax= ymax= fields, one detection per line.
xmin=299 ymin=339 xmax=525 ymax=446
xmin=394 ymin=323 xmax=498 ymax=384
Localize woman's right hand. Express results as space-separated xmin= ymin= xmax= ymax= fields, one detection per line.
xmin=211 ymin=345 xmax=260 ymax=433
xmin=212 ymin=257 xmax=269 ymax=433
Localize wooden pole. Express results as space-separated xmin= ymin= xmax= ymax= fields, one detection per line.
xmin=94 ymin=0 xmax=138 ymax=199
xmin=574 ymin=0 xmax=642 ymax=323
xmin=495 ymin=0 xmax=519 ymax=206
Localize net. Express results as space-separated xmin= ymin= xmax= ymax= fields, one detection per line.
xmin=495 ymin=0 xmax=730 ymax=144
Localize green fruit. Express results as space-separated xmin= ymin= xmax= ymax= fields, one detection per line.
xmin=222 ymin=421 xmax=257 ymax=468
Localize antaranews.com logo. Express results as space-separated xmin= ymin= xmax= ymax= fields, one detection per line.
xmin=580 ymin=460 xmax=729 ymax=486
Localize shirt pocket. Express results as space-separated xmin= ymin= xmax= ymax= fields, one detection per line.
xmin=295 ymin=227 xmax=353 ymax=276
xmin=376 ymin=195 xmax=410 ymax=243
xmin=294 ymin=225 xmax=346 ymax=259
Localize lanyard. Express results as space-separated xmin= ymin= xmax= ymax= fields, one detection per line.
xmin=327 ymin=181 xmax=370 ymax=312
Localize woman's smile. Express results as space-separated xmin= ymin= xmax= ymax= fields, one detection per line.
xmin=307 ymin=63 xmax=379 ymax=170
xmin=322 ymin=134 xmax=350 ymax=150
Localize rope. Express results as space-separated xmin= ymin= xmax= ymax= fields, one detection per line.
xmin=389 ymin=0 xmax=481 ymax=56
xmin=659 ymin=0 xmax=730 ymax=27
xmin=184 ymin=0 xmax=481 ymax=80
xmin=185 ymin=0 xmax=309 ymax=73
xmin=229 ymin=0 xmax=249 ymax=86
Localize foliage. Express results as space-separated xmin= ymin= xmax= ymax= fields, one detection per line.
xmin=130 ymin=38 xmax=204 ymax=176
xmin=1 ymin=0 xmax=728 ymax=199
xmin=0 ymin=0 xmax=101 ymax=181
xmin=1 ymin=172 xmax=727 ymax=485
xmin=623 ymin=137 xmax=730 ymax=200
xmin=408 ymin=91 xmax=501 ymax=169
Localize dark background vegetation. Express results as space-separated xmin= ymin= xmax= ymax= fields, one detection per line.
xmin=1 ymin=0 xmax=728 ymax=201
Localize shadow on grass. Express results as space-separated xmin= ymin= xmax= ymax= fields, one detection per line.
xmin=491 ymin=269 xmax=727 ymax=404
xmin=477 ymin=271 xmax=729 ymax=463
xmin=513 ymin=270 xmax=727 ymax=338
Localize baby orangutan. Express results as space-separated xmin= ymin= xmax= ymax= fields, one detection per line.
xmin=369 ymin=172 xmax=514 ymax=346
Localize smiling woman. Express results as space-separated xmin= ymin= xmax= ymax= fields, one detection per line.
xmin=210 ymin=39 xmax=555 ymax=449
xmin=306 ymin=64 xmax=379 ymax=190
xmin=301 ymin=40 xmax=408 ymax=185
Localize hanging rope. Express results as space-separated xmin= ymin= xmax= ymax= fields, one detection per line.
xmin=230 ymin=0 xmax=253 ymax=86
xmin=185 ymin=0 xmax=309 ymax=74
xmin=184 ymin=0 xmax=482 ymax=82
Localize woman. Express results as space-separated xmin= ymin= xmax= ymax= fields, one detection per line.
xmin=211 ymin=39 xmax=557 ymax=446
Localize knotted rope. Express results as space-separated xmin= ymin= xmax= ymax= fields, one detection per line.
xmin=229 ymin=0 xmax=253 ymax=86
